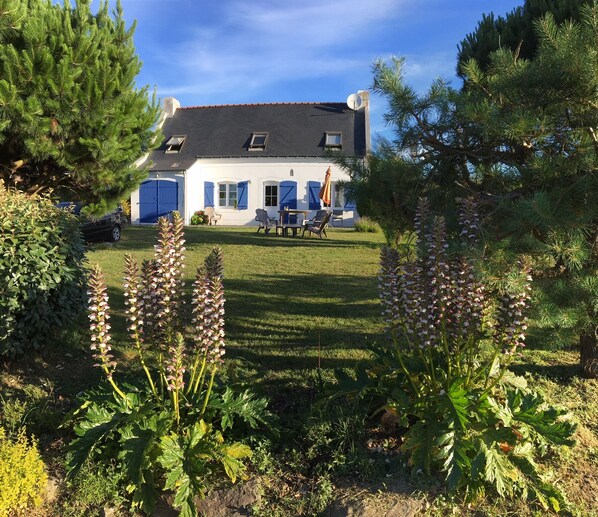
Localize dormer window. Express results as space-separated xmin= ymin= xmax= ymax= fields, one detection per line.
xmin=249 ymin=132 xmax=268 ymax=150
xmin=165 ymin=135 xmax=186 ymax=153
xmin=325 ymin=132 xmax=342 ymax=149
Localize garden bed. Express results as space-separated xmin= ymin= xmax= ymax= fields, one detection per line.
xmin=1 ymin=227 xmax=596 ymax=516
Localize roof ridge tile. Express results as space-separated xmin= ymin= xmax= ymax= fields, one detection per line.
xmin=179 ymin=101 xmax=343 ymax=110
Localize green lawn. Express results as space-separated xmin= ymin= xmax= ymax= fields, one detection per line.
xmin=88 ymin=225 xmax=386 ymax=394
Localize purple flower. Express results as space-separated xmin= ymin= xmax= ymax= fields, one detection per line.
xmin=496 ymin=264 xmax=532 ymax=354
xmin=124 ymin=254 xmax=144 ymax=341
xmin=379 ymin=246 xmax=401 ymax=333
xmin=138 ymin=259 xmax=160 ymax=343
xmin=192 ymin=250 xmax=226 ymax=364
xmin=458 ymin=197 xmax=481 ymax=246
xmin=152 ymin=212 xmax=186 ymax=341
xmin=166 ymin=333 xmax=186 ymax=391
xmin=379 ymin=198 xmax=488 ymax=352
xmin=88 ymin=265 xmax=117 ymax=379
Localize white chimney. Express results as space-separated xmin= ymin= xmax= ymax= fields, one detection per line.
xmin=357 ymin=90 xmax=371 ymax=155
xmin=163 ymin=97 xmax=181 ymax=118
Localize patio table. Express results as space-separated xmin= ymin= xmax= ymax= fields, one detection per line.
xmin=278 ymin=209 xmax=309 ymax=225
xmin=275 ymin=224 xmax=303 ymax=237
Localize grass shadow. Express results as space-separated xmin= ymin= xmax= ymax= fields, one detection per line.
xmin=510 ymin=349 xmax=584 ymax=382
xmin=113 ymin=226 xmax=384 ymax=251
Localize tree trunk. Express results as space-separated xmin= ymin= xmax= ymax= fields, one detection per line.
xmin=580 ymin=331 xmax=598 ymax=378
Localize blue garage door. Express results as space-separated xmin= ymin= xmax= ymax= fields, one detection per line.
xmin=139 ymin=180 xmax=178 ymax=223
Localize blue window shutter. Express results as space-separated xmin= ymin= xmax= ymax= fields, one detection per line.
xmin=204 ymin=181 xmax=214 ymax=208
xmin=344 ymin=189 xmax=356 ymax=210
xmin=237 ymin=181 xmax=248 ymax=210
xmin=308 ymin=181 xmax=321 ymax=210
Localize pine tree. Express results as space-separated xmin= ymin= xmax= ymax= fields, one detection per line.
xmin=457 ymin=0 xmax=594 ymax=78
xmin=345 ymin=4 xmax=598 ymax=375
xmin=0 ymin=0 xmax=160 ymax=213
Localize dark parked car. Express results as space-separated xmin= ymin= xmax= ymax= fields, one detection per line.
xmin=56 ymin=202 xmax=123 ymax=242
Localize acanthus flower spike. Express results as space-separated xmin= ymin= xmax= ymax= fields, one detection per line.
xmin=88 ymin=265 xmax=117 ymax=379
xmin=87 ymin=265 xmax=128 ymax=403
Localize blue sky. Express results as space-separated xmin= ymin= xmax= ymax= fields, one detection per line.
xmin=113 ymin=0 xmax=523 ymax=138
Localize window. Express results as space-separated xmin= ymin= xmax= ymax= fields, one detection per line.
xmin=264 ymin=184 xmax=278 ymax=207
xmin=325 ymin=132 xmax=342 ymax=149
xmin=218 ymin=182 xmax=237 ymax=208
xmin=165 ymin=135 xmax=186 ymax=153
xmin=249 ymin=132 xmax=268 ymax=150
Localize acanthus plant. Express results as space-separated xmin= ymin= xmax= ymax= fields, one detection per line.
xmin=341 ymin=198 xmax=576 ymax=511
xmin=67 ymin=212 xmax=271 ymax=517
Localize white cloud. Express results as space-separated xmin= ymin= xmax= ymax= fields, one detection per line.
xmin=404 ymin=53 xmax=456 ymax=82
xmin=154 ymin=0 xmax=408 ymax=102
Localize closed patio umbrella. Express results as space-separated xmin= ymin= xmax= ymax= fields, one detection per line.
xmin=319 ymin=167 xmax=331 ymax=206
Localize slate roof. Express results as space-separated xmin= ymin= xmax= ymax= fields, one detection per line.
xmin=148 ymin=102 xmax=367 ymax=171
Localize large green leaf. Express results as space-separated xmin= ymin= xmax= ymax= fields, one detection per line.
xmin=120 ymin=426 xmax=158 ymax=486
xmin=440 ymin=380 xmax=470 ymax=431
xmin=157 ymin=423 xmax=223 ymax=517
xmin=402 ymin=420 xmax=439 ymax=474
xmin=188 ymin=419 xmax=210 ymax=449
xmin=436 ymin=429 xmax=472 ymax=492
xmin=509 ymin=390 xmax=576 ymax=446
xmin=158 ymin=434 xmax=184 ymax=472
xmin=221 ymin=445 xmax=251 ymax=483
xmin=480 ymin=440 xmax=520 ymax=498
xmin=485 ymin=394 xmax=513 ymax=426
xmin=172 ymin=471 xmax=193 ymax=509
xmin=132 ymin=482 xmax=160 ymax=516
xmin=67 ymin=402 xmax=127 ymax=477
xmin=333 ymin=362 xmax=372 ymax=395
xmin=210 ymin=388 xmax=270 ymax=432
xmin=179 ymin=499 xmax=198 ymax=517
xmin=225 ymin=442 xmax=252 ymax=460
xmin=510 ymin=453 xmax=566 ymax=512
xmin=158 ymin=433 xmax=198 ymax=517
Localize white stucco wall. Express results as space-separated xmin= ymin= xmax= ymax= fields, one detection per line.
xmin=131 ymin=158 xmax=358 ymax=226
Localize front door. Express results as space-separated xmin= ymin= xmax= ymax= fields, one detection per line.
xmin=139 ymin=179 xmax=178 ymax=223
xmin=264 ymin=183 xmax=279 ymax=221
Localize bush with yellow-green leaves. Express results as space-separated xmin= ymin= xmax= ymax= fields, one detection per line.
xmin=0 ymin=427 xmax=47 ymax=516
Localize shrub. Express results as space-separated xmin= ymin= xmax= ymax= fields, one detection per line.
xmin=338 ymin=199 xmax=576 ymax=511
xmin=119 ymin=198 xmax=131 ymax=218
xmin=0 ymin=183 xmax=86 ymax=356
xmin=0 ymin=396 xmax=28 ymax=436
xmin=68 ymin=212 xmax=271 ymax=517
xmin=0 ymin=427 xmax=48 ymax=516
xmin=1 ymin=383 xmax=61 ymax=439
xmin=190 ymin=210 xmax=208 ymax=225
xmin=354 ymin=216 xmax=380 ymax=233
xmin=59 ymin=462 xmax=126 ymax=517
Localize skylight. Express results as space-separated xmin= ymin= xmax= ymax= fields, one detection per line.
xmin=249 ymin=132 xmax=268 ymax=150
xmin=325 ymin=132 xmax=342 ymax=149
xmin=165 ymin=135 xmax=186 ymax=153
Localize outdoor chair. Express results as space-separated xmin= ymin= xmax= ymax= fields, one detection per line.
xmin=205 ymin=206 xmax=221 ymax=225
xmin=331 ymin=209 xmax=344 ymax=227
xmin=302 ymin=209 xmax=328 ymax=229
xmin=255 ymin=208 xmax=277 ymax=234
xmin=302 ymin=211 xmax=332 ymax=239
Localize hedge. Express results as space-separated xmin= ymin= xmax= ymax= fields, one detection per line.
xmin=0 ymin=184 xmax=87 ymax=356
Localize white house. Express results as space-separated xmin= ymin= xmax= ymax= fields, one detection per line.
xmin=130 ymin=92 xmax=370 ymax=226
